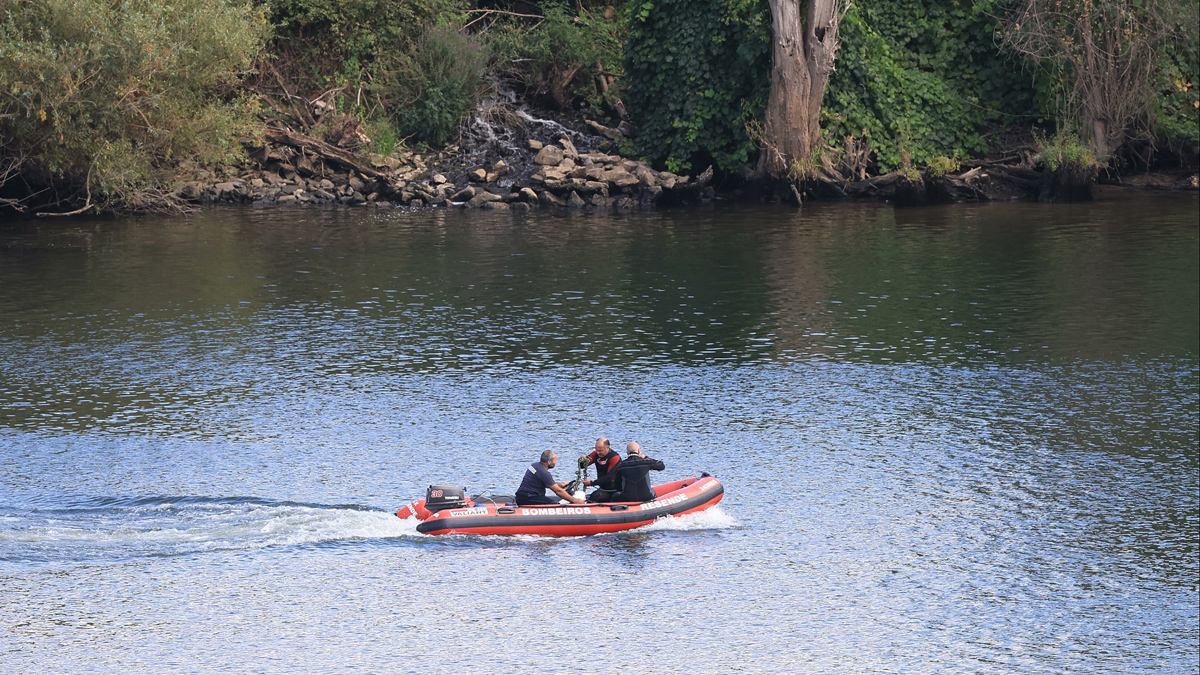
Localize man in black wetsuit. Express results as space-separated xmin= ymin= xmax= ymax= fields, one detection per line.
xmin=585 ymin=442 xmax=664 ymax=502
xmin=580 ymin=437 xmax=621 ymax=503
xmin=515 ymin=450 xmax=585 ymax=506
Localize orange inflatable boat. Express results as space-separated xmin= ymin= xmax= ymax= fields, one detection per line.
xmin=396 ymin=474 xmax=724 ymax=536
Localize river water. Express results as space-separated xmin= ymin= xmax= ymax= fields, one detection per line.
xmin=1 ymin=192 xmax=1197 ymax=673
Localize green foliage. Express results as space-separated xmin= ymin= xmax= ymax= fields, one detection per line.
xmin=825 ymin=1 xmax=1036 ymax=172
xmin=0 ymin=0 xmax=268 ymax=209
xmin=268 ymin=0 xmax=483 ymax=146
xmin=624 ymin=0 xmax=771 ymax=171
xmin=623 ymin=0 xmax=1035 ymax=174
xmin=927 ymin=155 xmax=961 ymax=176
xmin=488 ymin=2 xmax=625 ymax=110
xmin=381 ymin=25 xmax=489 ymax=146
xmin=267 ymin=0 xmax=466 ymax=91
xmin=1151 ymin=4 xmax=1200 ymax=157
xmin=1037 ymin=130 xmax=1098 ymax=171
xmin=366 ymin=118 xmax=400 ymax=156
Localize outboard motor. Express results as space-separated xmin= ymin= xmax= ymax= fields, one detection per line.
xmin=424 ymin=484 xmax=467 ymax=513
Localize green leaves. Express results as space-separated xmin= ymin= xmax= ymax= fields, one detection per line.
xmin=0 ymin=0 xmax=268 ymax=209
xmin=824 ymin=1 xmax=1037 ymax=171
xmin=624 ymin=0 xmax=770 ymax=171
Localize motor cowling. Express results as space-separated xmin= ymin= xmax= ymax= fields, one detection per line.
xmin=424 ymin=484 xmax=467 ymax=513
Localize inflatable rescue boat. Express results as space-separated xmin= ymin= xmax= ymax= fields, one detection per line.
xmin=396 ymin=474 xmax=724 ymax=536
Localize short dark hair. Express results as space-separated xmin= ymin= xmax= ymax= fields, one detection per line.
xmin=539 ymin=449 xmax=556 ymax=464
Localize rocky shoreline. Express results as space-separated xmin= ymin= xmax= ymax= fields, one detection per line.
xmin=180 ymin=110 xmax=714 ymax=212
xmin=175 ymin=109 xmax=1197 ymax=212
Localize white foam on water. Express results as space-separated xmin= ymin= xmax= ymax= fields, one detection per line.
xmin=639 ymin=505 xmax=739 ymax=532
xmin=0 ymin=502 xmax=422 ymax=559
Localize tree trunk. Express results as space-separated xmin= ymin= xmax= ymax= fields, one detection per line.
xmin=762 ymin=0 xmax=844 ymax=179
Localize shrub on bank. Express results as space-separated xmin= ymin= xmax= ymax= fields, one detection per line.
xmin=385 ymin=25 xmax=490 ymax=146
xmin=0 ymin=0 xmax=268 ymax=211
xmin=624 ymin=0 xmax=771 ymax=173
xmin=488 ymin=2 xmax=626 ymax=112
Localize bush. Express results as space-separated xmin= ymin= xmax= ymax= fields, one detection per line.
xmin=488 ymin=2 xmax=625 ymax=111
xmin=381 ymin=25 xmax=489 ymax=146
xmin=266 ymin=0 xmax=466 ymax=96
xmin=0 ymin=0 xmax=268 ymax=211
xmin=624 ymin=0 xmax=771 ymax=172
xmin=1037 ymin=131 xmax=1099 ymax=171
xmin=825 ymin=1 xmax=1037 ymax=172
xmin=1150 ymin=3 xmax=1199 ymax=161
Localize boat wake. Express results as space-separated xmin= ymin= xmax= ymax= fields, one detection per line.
xmin=640 ymin=505 xmax=739 ymax=532
xmin=0 ymin=496 xmax=419 ymax=564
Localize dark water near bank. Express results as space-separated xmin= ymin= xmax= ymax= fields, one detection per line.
xmin=1 ymin=192 xmax=1197 ymax=673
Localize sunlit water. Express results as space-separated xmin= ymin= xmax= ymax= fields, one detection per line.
xmin=1 ymin=192 xmax=1197 ymax=673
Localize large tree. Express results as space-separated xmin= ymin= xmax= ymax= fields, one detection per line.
xmin=761 ymin=0 xmax=847 ymax=178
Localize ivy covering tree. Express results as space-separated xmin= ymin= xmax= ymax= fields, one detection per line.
xmin=624 ymin=0 xmax=772 ymax=172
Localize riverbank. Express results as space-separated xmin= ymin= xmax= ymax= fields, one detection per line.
xmin=183 ymin=115 xmax=713 ymax=212
xmin=180 ymin=110 xmax=1197 ymax=213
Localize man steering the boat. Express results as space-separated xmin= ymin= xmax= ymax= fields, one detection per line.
xmin=515 ymin=450 xmax=585 ymax=506
xmin=578 ymin=437 xmax=621 ymax=503
xmin=584 ymin=442 xmax=665 ymax=502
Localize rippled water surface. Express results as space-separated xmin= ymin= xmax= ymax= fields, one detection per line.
xmin=1 ymin=193 xmax=1197 ymax=673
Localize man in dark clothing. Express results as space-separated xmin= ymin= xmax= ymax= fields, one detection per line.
xmin=515 ymin=450 xmax=584 ymax=506
xmin=585 ymin=442 xmax=665 ymax=503
xmin=581 ymin=437 xmax=621 ymax=503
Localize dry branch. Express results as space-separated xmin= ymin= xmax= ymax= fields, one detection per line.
xmin=262 ymin=127 xmax=388 ymax=179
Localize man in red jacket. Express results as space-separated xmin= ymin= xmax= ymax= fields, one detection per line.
xmin=586 ymin=442 xmax=665 ymax=503
xmin=580 ymin=437 xmax=621 ymax=503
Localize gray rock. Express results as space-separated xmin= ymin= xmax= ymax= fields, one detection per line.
xmin=604 ymin=169 xmax=640 ymax=189
xmin=635 ymin=166 xmax=658 ymax=188
xmin=277 ymin=194 xmax=298 ymax=204
xmin=519 ymin=187 xmax=539 ymax=203
xmin=559 ymin=136 xmax=579 ymax=159
xmin=468 ymin=192 xmax=503 ymax=208
xmin=469 ymin=168 xmax=487 ymax=182
xmin=295 ymin=154 xmax=315 ymax=177
xmin=179 ymin=182 xmax=204 ymax=200
xmin=349 ymin=176 xmax=366 ymax=192
xmin=432 ymin=174 xmax=447 ymax=184
xmin=491 ymin=160 xmax=510 ymax=177
xmin=583 ymin=180 xmax=609 ymax=195
xmin=535 ymin=145 xmax=564 ymax=166
xmin=539 ymin=190 xmax=566 ymax=207
xmin=528 ymin=139 xmax=544 ymax=151
xmin=510 ymin=202 xmax=531 ymax=213
xmin=567 ymin=191 xmax=586 ymax=208
xmin=450 ymin=186 xmax=476 ymax=202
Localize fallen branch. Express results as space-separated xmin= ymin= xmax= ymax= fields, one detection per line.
xmin=36 ymin=165 xmax=93 ymax=217
xmin=262 ymin=127 xmax=388 ymax=180
xmin=464 ymin=9 xmax=543 ymax=31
